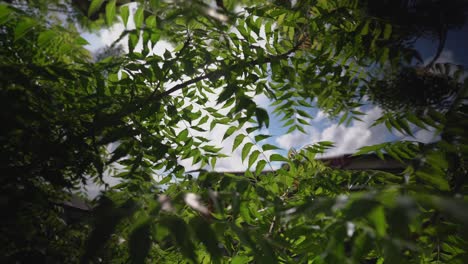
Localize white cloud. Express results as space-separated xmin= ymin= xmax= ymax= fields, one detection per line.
xmin=82 ymin=22 xmax=126 ymax=52
xmin=317 ymin=107 xmax=390 ymax=156
xmin=424 ymin=50 xmax=456 ymax=65
xmin=276 ymin=127 xmax=318 ymax=149
xmin=401 ymin=128 xmax=438 ymax=144
xmin=81 ymin=3 xmax=172 ymax=55
xmin=313 ymin=110 xmax=327 ymax=123
xmin=184 ymin=193 xmax=210 ymax=215
xmin=275 ymin=105 xmax=443 ymax=158
xmin=276 ymin=107 xmax=389 ymax=156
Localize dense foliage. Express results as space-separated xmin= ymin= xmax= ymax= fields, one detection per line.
xmin=1 ymin=0 xmax=467 ymax=263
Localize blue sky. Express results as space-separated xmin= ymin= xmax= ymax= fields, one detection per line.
xmin=80 ymin=8 xmax=467 ymax=177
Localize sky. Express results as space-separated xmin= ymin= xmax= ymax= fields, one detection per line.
xmin=79 ymin=5 xmax=468 ymax=196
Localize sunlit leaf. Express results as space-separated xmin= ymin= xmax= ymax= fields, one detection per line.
xmin=242 ymin=143 xmax=254 ymax=162
xmin=248 ymin=150 xmax=260 ymax=168
xmin=88 ymin=0 xmax=105 ymax=17
xmin=223 ymin=126 xmax=237 ymax=141
xmin=14 ymin=18 xmax=36 ymax=41
xmin=120 ymin=5 xmax=130 ymax=27
xmin=134 ymin=6 xmax=144 ymax=29
xmin=262 ymin=144 xmax=280 ymax=151
xmin=368 ymin=206 xmax=387 ymax=237
xmin=255 ymin=160 xmax=267 ymax=175
xmin=105 ymin=0 xmax=116 ymax=25
xmin=232 ymin=134 xmax=246 ymax=151
xmin=269 ymin=154 xmax=288 ymax=163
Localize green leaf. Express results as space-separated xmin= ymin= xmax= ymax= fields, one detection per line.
xmin=297 ymin=125 xmax=307 ymax=134
xmin=210 ymin=120 xmax=217 ymax=131
xmin=14 ymin=18 xmax=37 ymax=41
xmin=297 ymin=118 xmax=310 ymax=125
xmin=286 ymin=125 xmax=297 ymax=133
xmin=248 ymin=150 xmax=260 ymax=168
xmin=255 ymin=160 xmax=267 ymax=175
xmin=262 ymin=144 xmax=280 ymax=151
xmin=265 ymin=21 xmax=272 ymax=34
xmin=190 ymin=217 xmax=222 ymax=261
xmin=75 ymin=36 xmax=89 ymax=46
xmin=148 ymin=0 xmax=160 ymax=10
xmin=223 ymin=126 xmax=237 ymax=141
xmin=38 ymin=30 xmax=56 ymax=48
xmin=146 ymin=15 xmax=157 ymax=28
xmin=368 ymin=206 xmax=387 ymax=237
xmin=254 ymin=134 xmax=271 ymax=143
xmin=242 ymin=143 xmax=254 ymax=162
xmin=191 ymin=126 xmax=206 ymax=132
xmin=360 ymin=20 xmax=369 ymax=35
xmin=246 ymin=127 xmax=257 ymax=134
xmin=0 ymin=4 xmax=12 ymax=25
xmin=396 ymin=118 xmax=413 ymax=136
xmin=134 ymin=6 xmax=144 ymax=29
xmin=159 ymin=216 xmax=196 ymax=262
xmin=202 ymin=145 xmax=222 ymax=153
xmin=197 ymin=115 xmax=209 ymax=126
xmin=297 ymin=109 xmax=312 ymax=119
xmin=120 ymin=5 xmax=130 ymax=27
xmin=383 ymin=24 xmax=392 ymax=40
xmin=232 ymin=255 xmax=251 ymax=264
xmin=178 ymin=129 xmax=189 ymax=141
xmin=352 ymin=233 xmax=372 ymax=262
xmin=318 ymin=141 xmax=334 ymax=148
xmin=270 ymin=154 xmax=288 ymax=163
xmin=105 ymin=0 xmax=116 ymax=25
xmin=159 ymin=175 xmax=172 ymax=184
xmin=353 ymin=144 xmax=384 ymax=156
xmin=415 ymin=170 xmax=449 ymax=191
xmin=256 ymin=107 xmax=269 ymax=128
xmin=88 ymin=0 xmax=105 ymax=17
xmin=407 ymin=113 xmax=426 ymax=129
xmin=211 ymin=157 xmax=217 ymax=169
xmin=217 ymin=85 xmax=236 ymax=104
xmin=240 ymin=203 xmax=253 ymax=222
xmin=429 ymin=196 xmax=468 ymax=223
xmin=129 ymin=219 xmax=152 ymax=264
xmin=232 ymin=134 xmax=246 ymax=151
xmin=338 ymin=112 xmax=348 ymax=125
xmin=82 ymin=198 xmax=137 ymax=263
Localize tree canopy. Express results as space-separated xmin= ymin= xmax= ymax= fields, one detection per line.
xmin=1 ymin=0 xmax=468 ymax=263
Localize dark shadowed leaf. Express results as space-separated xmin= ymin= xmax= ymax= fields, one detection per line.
xmin=256 ymin=107 xmax=269 ymax=128
xmin=129 ymin=219 xmax=152 ymax=264
xmin=190 ymin=217 xmax=222 ymax=262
